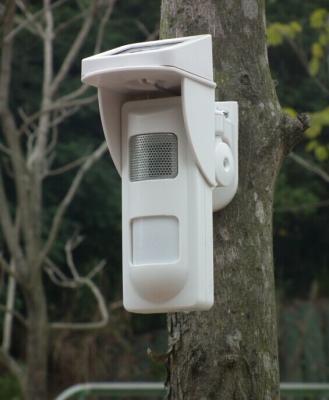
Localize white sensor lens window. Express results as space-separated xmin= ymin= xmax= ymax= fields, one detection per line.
xmin=132 ymin=216 xmax=179 ymax=265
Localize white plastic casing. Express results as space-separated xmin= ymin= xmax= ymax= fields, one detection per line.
xmin=81 ymin=34 xmax=238 ymax=314
xmin=122 ymin=97 xmax=213 ymax=313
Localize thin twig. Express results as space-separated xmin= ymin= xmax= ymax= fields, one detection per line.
xmin=94 ymin=0 xmax=117 ymax=54
xmin=54 ymin=84 xmax=91 ymax=104
xmin=0 ymin=305 xmax=27 ymax=328
xmin=0 ymin=168 xmax=24 ymax=278
xmin=15 ymin=0 xmax=44 ymax=38
xmin=5 ymin=0 xmax=70 ymax=41
xmin=289 ymin=153 xmax=329 ymax=184
xmin=50 ymin=277 xmax=109 ymax=330
xmin=46 ymin=123 xmax=58 ymax=155
xmin=86 ymin=260 xmax=106 ymax=280
xmin=0 ymin=142 xmax=11 ymax=155
xmin=0 ymin=254 xmax=20 ymax=281
xmin=50 ymin=0 xmax=98 ymax=96
xmin=18 ymin=95 xmax=97 ymax=135
xmin=286 ymin=38 xmax=329 ymax=96
xmin=47 ymin=155 xmax=89 ymax=176
xmin=39 ymin=142 xmax=107 ymax=266
xmin=65 ymin=234 xmax=83 ymax=279
xmin=275 ymin=199 xmax=329 ymax=213
xmin=48 ymin=106 xmax=80 ymax=129
xmin=55 ymin=10 xmax=86 ymax=36
xmin=46 ymin=239 xmax=109 ymax=331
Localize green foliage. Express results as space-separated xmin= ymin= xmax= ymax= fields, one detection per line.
xmin=310 ymin=8 xmax=328 ymax=29
xmin=308 ymin=9 xmax=329 ymax=77
xmin=267 ymin=21 xmax=302 ymax=46
xmin=252 ymin=8 xmax=327 ymax=305
xmin=0 ymin=374 xmax=22 ymax=400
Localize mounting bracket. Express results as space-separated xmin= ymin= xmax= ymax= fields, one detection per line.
xmin=213 ymin=101 xmax=239 ymax=211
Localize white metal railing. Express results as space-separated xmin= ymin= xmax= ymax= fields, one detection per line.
xmin=55 ymin=381 xmax=329 ymax=400
xmin=281 ymin=382 xmax=329 ymax=397
xmin=55 ymin=382 xmax=166 ymax=400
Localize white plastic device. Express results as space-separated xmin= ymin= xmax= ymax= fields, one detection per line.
xmin=81 ymin=35 xmax=238 ymax=313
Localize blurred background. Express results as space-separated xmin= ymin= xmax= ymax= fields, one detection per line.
xmin=0 ymin=0 xmax=328 ymax=398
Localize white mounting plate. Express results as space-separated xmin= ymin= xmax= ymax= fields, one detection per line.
xmin=213 ymin=101 xmax=239 ymax=211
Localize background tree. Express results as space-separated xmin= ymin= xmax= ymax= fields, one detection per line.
xmin=0 ymin=1 xmax=119 ymax=399
xmin=160 ymin=1 xmax=309 ymax=398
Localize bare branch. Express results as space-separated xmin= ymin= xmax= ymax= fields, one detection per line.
xmin=47 ymin=155 xmax=89 ymax=176
xmin=46 ymin=123 xmax=58 ymax=155
xmin=39 ymin=142 xmax=108 ymax=265
xmin=0 ymin=305 xmax=27 ymax=329
xmin=289 ymin=153 xmax=329 ymax=184
xmin=54 ymin=84 xmax=91 ymax=103
xmin=2 ymin=261 xmax=17 ymax=351
xmin=0 ymin=1 xmax=16 ymax=110
xmin=135 ymin=20 xmax=151 ymax=37
xmin=0 ymin=2 xmax=39 ymax=256
xmin=0 ymin=169 xmax=22 ymax=274
xmin=44 ymin=258 xmax=71 ymax=286
xmin=15 ymin=0 xmax=44 ymax=38
xmin=94 ymin=0 xmax=117 ymax=54
xmin=46 ymin=241 xmax=109 ymax=331
xmin=0 ymin=142 xmax=11 ymax=155
xmin=286 ymin=38 xmax=329 ymax=96
xmin=65 ymin=234 xmax=83 ymax=280
xmin=18 ymin=95 xmax=97 ymax=135
xmin=0 ymin=348 xmax=26 ymax=389
xmin=44 ymin=264 xmax=74 ymax=287
xmin=50 ymin=0 xmax=99 ymax=96
xmin=55 ymin=10 xmax=86 ymax=36
xmin=280 ymin=112 xmax=310 ymax=154
xmin=275 ymin=198 xmax=329 ymax=213
xmin=146 ymin=27 xmax=159 ymax=42
xmin=0 ymin=254 xmax=20 ymax=281
xmin=48 ymin=106 xmax=80 ymax=130
xmin=18 ymin=107 xmax=37 ymax=136
xmin=42 ymin=0 xmax=54 ymax=97
xmin=109 ymin=299 xmax=123 ymax=311
xmin=135 ymin=20 xmax=159 ymax=42
xmin=50 ymin=276 xmax=109 ymax=330
xmin=5 ymin=0 xmax=70 ymax=42
xmin=28 ymin=0 xmax=55 ymax=172
xmin=0 ymin=1 xmax=30 ymax=239
xmin=2 ymin=158 xmax=14 ymax=179
xmin=86 ymin=259 xmax=106 ymax=280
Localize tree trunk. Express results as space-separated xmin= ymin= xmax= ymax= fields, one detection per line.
xmin=160 ymin=1 xmax=307 ymax=399
xmin=24 ymin=272 xmax=49 ymax=400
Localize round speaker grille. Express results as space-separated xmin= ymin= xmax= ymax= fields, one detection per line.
xmin=129 ymin=133 xmax=178 ymax=181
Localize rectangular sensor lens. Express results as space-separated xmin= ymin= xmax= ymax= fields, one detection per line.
xmin=129 ymin=133 xmax=178 ymax=181
xmin=132 ymin=217 xmax=179 ymax=265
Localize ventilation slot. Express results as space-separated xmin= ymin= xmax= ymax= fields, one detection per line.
xmin=129 ymin=133 xmax=178 ymax=181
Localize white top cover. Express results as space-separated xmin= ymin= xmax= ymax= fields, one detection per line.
xmin=82 ymin=35 xmax=214 ymax=86
xmin=81 ymin=34 xmax=217 ymax=186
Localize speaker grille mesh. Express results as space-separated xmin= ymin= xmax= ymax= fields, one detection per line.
xmin=129 ymin=133 xmax=178 ymax=181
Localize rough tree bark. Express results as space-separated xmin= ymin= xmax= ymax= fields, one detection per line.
xmin=160 ymin=1 xmax=308 ymax=399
